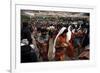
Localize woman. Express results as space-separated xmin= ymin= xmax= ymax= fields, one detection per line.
xmin=54 ymin=28 xmax=74 ymax=61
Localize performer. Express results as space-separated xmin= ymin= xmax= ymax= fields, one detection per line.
xmin=53 ymin=27 xmax=74 ymax=61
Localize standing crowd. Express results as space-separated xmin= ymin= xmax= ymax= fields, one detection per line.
xmin=21 ymin=16 xmax=90 ymax=63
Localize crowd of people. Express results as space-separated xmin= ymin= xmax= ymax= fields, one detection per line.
xmin=21 ymin=15 xmax=90 ymax=63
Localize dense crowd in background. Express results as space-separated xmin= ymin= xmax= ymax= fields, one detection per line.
xmin=21 ymin=16 xmax=90 ymax=63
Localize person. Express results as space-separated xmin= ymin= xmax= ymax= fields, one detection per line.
xmin=66 ymin=25 xmax=75 ymax=59
xmin=47 ymin=26 xmax=56 ymax=61
xmin=36 ymin=28 xmax=49 ymax=61
xmin=55 ymin=30 xmax=67 ymax=61
xmin=21 ymin=22 xmax=32 ymax=45
xmin=52 ymin=27 xmax=66 ymax=60
xmin=54 ymin=28 xmax=74 ymax=61
xmin=21 ymin=39 xmax=38 ymax=63
xmin=21 ymin=22 xmax=38 ymax=62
